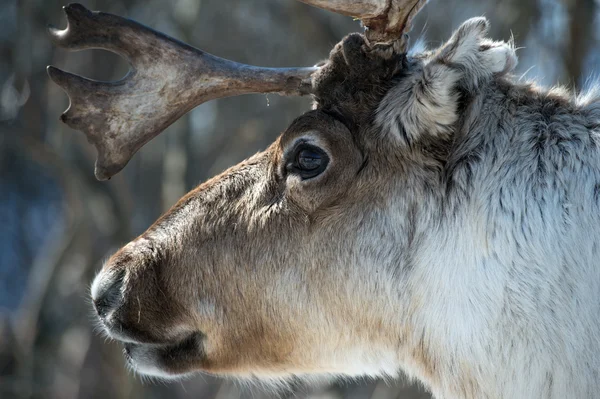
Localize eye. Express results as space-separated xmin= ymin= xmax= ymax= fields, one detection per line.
xmin=287 ymin=144 xmax=329 ymax=179
xmin=298 ymin=148 xmax=323 ymax=171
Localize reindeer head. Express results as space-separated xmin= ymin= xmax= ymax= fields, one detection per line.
xmin=49 ymin=1 xmax=516 ymax=381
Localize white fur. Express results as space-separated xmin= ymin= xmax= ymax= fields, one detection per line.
xmin=372 ymin=18 xmax=600 ymax=399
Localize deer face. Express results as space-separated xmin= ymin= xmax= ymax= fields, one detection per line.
xmin=91 ymin=109 xmax=408 ymax=378
xmin=87 ymin=14 xmax=519 ymax=378
xmin=51 ymin=0 xmax=517 ymax=384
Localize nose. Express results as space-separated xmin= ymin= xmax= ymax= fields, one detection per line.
xmin=92 ymin=270 xmax=124 ymax=319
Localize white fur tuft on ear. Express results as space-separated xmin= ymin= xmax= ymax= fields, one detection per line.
xmin=377 ymin=17 xmax=518 ymax=146
xmin=434 ymin=17 xmax=518 ymax=86
xmin=480 ymin=39 xmax=518 ymax=75
xmin=440 ymin=17 xmax=490 ymax=66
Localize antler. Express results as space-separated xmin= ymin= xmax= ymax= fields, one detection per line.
xmin=298 ymin=0 xmax=427 ymax=44
xmin=47 ymin=4 xmax=316 ymax=180
xmin=48 ymin=1 xmax=427 ymax=180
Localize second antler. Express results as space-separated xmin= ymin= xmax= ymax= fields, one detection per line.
xmin=48 ymin=1 xmax=426 ymax=180
xmin=299 ymin=0 xmax=427 ymax=43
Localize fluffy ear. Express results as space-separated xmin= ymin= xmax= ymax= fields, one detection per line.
xmin=432 ymin=17 xmax=517 ymax=91
xmin=377 ymin=17 xmax=517 ymax=146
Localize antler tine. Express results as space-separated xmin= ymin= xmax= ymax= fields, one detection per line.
xmin=48 ymin=4 xmax=141 ymax=61
xmin=48 ymin=3 xmax=317 ymax=180
xmin=298 ymin=0 xmax=428 ymax=44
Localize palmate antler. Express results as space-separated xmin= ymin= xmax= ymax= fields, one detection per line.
xmin=47 ymin=1 xmax=426 ymax=180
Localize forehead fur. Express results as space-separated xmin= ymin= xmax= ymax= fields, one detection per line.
xmin=310 ymin=33 xmax=406 ymax=131
xmin=278 ymin=110 xmax=353 ymax=149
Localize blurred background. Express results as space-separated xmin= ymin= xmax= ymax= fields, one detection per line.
xmin=0 ymin=0 xmax=598 ymax=398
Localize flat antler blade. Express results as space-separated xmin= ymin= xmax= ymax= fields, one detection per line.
xmin=48 ymin=3 xmax=317 ymax=180
xmin=298 ymin=0 xmax=428 ymax=43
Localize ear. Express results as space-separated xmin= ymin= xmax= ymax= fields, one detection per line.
xmin=432 ymin=17 xmax=517 ymax=92
xmin=377 ymin=17 xmax=517 ymax=146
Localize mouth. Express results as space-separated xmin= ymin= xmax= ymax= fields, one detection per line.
xmin=99 ymin=314 xmax=165 ymax=344
xmin=122 ymin=332 xmax=206 ymax=378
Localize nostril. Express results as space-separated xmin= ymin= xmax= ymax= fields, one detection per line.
xmin=92 ymin=271 xmax=124 ymax=318
xmin=94 ymin=296 xmax=112 ymax=318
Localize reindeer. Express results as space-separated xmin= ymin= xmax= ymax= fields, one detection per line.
xmin=47 ymin=1 xmax=600 ymax=398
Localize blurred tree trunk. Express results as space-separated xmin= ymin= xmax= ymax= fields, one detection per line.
xmin=562 ymin=0 xmax=595 ymax=88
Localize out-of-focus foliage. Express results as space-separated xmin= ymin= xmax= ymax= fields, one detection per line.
xmin=0 ymin=0 xmax=597 ymax=398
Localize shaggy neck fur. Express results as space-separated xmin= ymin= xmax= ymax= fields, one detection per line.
xmin=371 ymin=22 xmax=600 ymax=399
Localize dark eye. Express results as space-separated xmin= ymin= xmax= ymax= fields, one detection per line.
xmin=298 ymin=148 xmax=323 ymax=170
xmin=287 ymin=145 xmax=329 ymax=179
